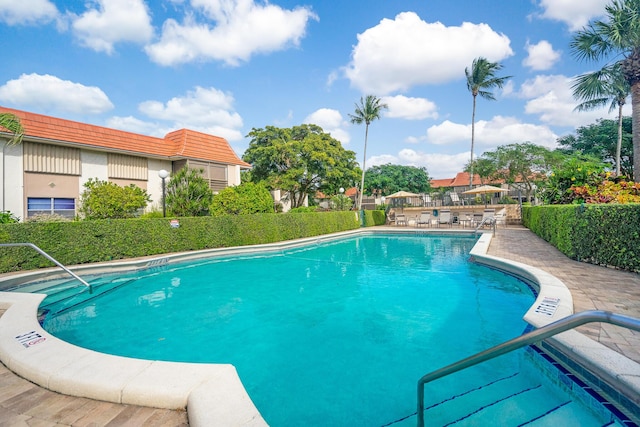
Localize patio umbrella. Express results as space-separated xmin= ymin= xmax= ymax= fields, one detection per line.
xmin=462 ymin=185 xmax=507 ymax=207
xmin=385 ymin=191 xmax=420 ymax=213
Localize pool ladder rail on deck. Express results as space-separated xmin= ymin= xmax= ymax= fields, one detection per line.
xmin=417 ymin=310 xmax=640 ymax=427
xmin=0 ymin=242 xmax=93 ymax=293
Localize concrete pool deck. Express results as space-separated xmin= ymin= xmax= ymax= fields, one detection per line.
xmin=0 ymin=225 xmax=639 ymax=425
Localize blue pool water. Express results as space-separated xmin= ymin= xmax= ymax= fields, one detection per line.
xmin=40 ymin=234 xmax=575 ymax=425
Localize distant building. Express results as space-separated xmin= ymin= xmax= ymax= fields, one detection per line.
xmin=0 ymin=107 xmax=251 ymax=220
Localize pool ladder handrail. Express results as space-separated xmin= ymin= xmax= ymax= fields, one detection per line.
xmin=417 ymin=310 xmax=640 ymax=427
xmin=474 ymin=216 xmax=496 ymax=235
xmin=0 ymin=242 xmax=93 ymax=293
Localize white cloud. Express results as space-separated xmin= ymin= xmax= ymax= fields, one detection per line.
xmin=303 ymin=108 xmax=350 ymax=144
xmin=0 ymin=0 xmax=58 ymax=25
xmin=523 ymin=40 xmax=561 ymax=71
xmin=106 ymin=115 xmax=164 ymax=136
xmin=137 ymin=86 xmax=244 ymax=141
xmin=425 ymin=116 xmax=558 ymax=149
xmin=536 ymin=0 xmax=609 ymax=31
xmin=518 ymin=74 xmax=621 ymax=127
xmin=70 ymin=0 xmax=154 ymax=54
xmin=382 ymin=95 xmax=438 ymax=120
xmin=145 ymin=0 xmax=318 ymax=66
xmin=344 ymin=12 xmax=513 ymax=94
xmin=0 ymin=73 xmax=113 ymax=114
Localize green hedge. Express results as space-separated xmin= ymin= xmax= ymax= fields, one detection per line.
xmin=362 ymin=209 xmax=386 ymax=227
xmin=0 ymin=211 xmax=360 ymax=273
xmin=522 ymin=204 xmax=640 ymax=271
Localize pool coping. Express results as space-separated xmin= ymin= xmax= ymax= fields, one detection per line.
xmin=0 ymin=228 xmax=638 ymax=425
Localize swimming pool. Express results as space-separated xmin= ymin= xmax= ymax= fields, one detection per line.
xmin=30 ymin=233 xmax=621 ymax=426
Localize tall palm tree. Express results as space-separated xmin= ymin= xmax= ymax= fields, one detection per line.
xmin=465 ymin=57 xmax=512 ymax=188
xmin=349 ymin=95 xmax=388 ymax=210
xmin=0 ymin=113 xmax=24 ymax=145
xmin=570 ymin=0 xmax=640 ymax=181
xmin=572 ymin=62 xmax=630 ymax=175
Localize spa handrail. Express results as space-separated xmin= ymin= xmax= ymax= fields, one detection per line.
xmin=417 ymin=310 xmax=640 ymax=427
xmin=0 ymin=242 xmax=92 ymax=293
xmin=474 ymin=216 xmax=496 ymax=234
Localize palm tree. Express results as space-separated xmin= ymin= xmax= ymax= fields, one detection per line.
xmin=572 ymin=62 xmax=630 ymax=175
xmin=465 ymin=57 xmax=512 ymax=188
xmin=570 ymin=0 xmax=640 ymax=181
xmin=0 ymin=113 xmax=24 ymax=145
xmin=349 ymin=95 xmax=388 ymax=210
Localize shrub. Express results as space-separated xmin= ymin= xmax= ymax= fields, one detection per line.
xmin=523 ymin=204 xmax=640 ymax=272
xmin=165 ymin=168 xmax=214 ymax=217
xmin=0 ymin=211 xmax=361 ymax=273
xmin=210 ymin=182 xmax=274 ymax=216
xmin=80 ymin=178 xmax=150 ymax=219
xmin=0 ymin=211 xmax=19 ymax=223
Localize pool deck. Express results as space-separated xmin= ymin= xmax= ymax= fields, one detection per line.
xmin=1 ymin=224 xmax=639 ymax=425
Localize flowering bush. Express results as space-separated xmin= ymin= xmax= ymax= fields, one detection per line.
xmin=569 ymin=175 xmax=640 ymax=204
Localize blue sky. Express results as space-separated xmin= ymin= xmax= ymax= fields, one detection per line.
xmin=0 ymin=0 xmax=625 ymax=179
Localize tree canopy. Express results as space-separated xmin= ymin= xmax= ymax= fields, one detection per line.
xmin=478 ymin=142 xmax=559 ymax=198
xmin=0 ymin=113 xmax=24 ymax=146
xmin=363 ymin=164 xmax=431 ymax=195
xmin=243 ymin=124 xmax=360 ymax=208
xmin=570 ymin=0 xmax=640 ymax=181
xmin=556 ymin=117 xmax=633 ymax=177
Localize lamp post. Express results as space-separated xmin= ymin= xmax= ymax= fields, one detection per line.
xmin=158 ymin=169 xmax=169 ymax=217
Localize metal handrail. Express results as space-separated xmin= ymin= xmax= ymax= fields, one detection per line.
xmin=417 ymin=310 xmax=640 ymax=427
xmin=0 ymin=242 xmax=92 ymax=293
xmin=474 ymin=216 xmax=496 ymax=235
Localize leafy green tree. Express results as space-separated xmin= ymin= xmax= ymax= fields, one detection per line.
xmin=572 ymin=63 xmax=630 ymax=175
xmin=210 ymin=182 xmax=274 ymax=216
xmin=480 ymin=143 xmax=558 ymax=200
xmin=539 ymin=155 xmax=607 ymax=204
xmin=0 ymin=113 xmax=24 ymax=146
xmin=557 ymin=117 xmax=633 ymax=177
xmin=243 ymin=124 xmax=360 ymax=208
xmin=465 ymin=157 xmax=498 ymax=184
xmin=570 ymin=0 xmax=640 ymax=181
xmin=349 ymin=95 xmax=388 ymax=210
xmin=80 ymin=178 xmax=150 ymax=219
xmin=165 ymin=167 xmax=214 ymax=217
xmin=465 ymin=57 xmax=512 ymax=188
xmin=363 ymin=164 xmax=431 ymax=195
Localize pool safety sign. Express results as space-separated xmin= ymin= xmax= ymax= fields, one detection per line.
xmin=15 ymin=331 xmax=46 ymax=348
xmin=534 ymin=297 xmax=560 ymax=316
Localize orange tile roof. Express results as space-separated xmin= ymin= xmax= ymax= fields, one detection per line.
xmin=0 ymin=107 xmax=250 ymax=168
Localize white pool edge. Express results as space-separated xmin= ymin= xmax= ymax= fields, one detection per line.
xmin=1 ymin=228 xmax=638 ymax=424
xmin=471 ymin=231 xmax=640 ymax=408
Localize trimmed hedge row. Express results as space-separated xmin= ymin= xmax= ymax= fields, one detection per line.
xmin=522 ymin=204 xmax=640 ymax=272
xmin=0 ymin=211 xmax=361 ymax=273
xmin=362 ymin=209 xmax=386 ymax=227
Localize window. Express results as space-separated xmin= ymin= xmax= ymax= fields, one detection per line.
xmin=108 ymin=153 xmax=147 ymax=180
xmin=27 ymin=198 xmax=76 ymax=218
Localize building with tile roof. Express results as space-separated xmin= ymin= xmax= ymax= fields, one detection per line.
xmin=0 ymin=107 xmax=251 ymax=220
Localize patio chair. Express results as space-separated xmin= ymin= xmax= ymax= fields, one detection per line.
xmin=494 ymin=208 xmax=506 ymax=227
xmin=478 ymin=209 xmax=496 ymax=228
xmin=416 ymin=211 xmax=432 ymax=227
xmin=437 ymin=210 xmax=453 ymax=227
xmin=458 ymin=212 xmax=473 ymax=228
xmin=472 ymin=212 xmax=483 ymax=228
xmin=396 ymin=214 xmax=408 ymax=226
xmin=450 ymin=193 xmax=464 ymax=206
